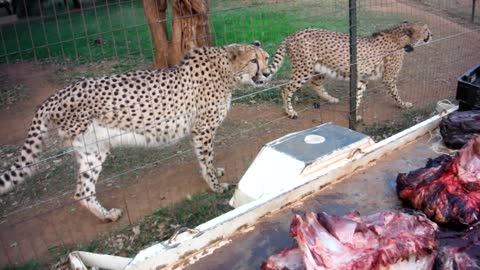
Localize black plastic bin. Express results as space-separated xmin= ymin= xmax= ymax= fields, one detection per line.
xmin=456 ymin=64 xmax=480 ymax=111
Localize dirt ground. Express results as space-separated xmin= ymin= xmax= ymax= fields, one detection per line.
xmin=1 ymin=0 xmax=480 ymax=266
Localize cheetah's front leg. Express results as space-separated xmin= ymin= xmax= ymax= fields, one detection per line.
xmin=310 ymin=75 xmax=339 ymax=104
xmin=355 ymin=80 xmax=367 ymax=121
xmin=191 ymin=127 xmax=229 ymax=193
xmin=383 ymin=54 xmax=412 ymax=109
xmin=383 ymin=80 xmax=412 ymax=109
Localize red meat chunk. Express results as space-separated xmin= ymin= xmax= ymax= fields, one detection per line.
xmin=397 ymin=136 xmax=480 ymax=225
xmin=262 ymin=211 xmax=438 ymax=270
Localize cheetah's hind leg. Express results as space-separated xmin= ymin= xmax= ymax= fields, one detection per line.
xmin=73 ymin=148 xmax=123 ymax=222
xmin=310 ymin=75 xmax=339 ymax=104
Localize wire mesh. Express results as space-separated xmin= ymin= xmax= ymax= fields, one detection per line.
xmin=0 ymin=0 xmax=479 ymax=267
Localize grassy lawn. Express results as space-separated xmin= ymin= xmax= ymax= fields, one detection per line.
xmin=0 ymin=0 xmax=405 ymax=64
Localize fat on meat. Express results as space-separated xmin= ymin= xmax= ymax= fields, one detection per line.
xmin=262 ymin=211 xmax=438 ymax=270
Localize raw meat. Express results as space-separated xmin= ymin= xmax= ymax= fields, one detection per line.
xmin=262 ymin=211 xmax=438 ymax=270
xmin=440 ymin=110 xmax=480 ymax=149
xmin=397 ymin=135 xmax=480 ymax=225
xmin=434 ymin=224 xmax=480 ymax=270
xmin=262 ymin=248 xmax=304 ymax=270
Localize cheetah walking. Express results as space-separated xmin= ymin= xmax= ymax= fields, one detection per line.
xmin=267 ymin=22 xmax=432 ymax=120
xmin=0 ymin=42 xmax=271 ymax=222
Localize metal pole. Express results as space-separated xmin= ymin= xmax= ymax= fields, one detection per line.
xmin=349 ymin=0 xmax=358 ymax=130
xmin=472 ymin=0 xmax=477 ymax=23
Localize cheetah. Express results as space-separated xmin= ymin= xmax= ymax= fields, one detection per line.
xmin=0 ymin=42 xmax=271 ymax=222
xmin=266 ymin=22 xmax=432 ymax=120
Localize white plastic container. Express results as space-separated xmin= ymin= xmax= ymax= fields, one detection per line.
xmin=230 ymin=123 xmax=374 ymax=208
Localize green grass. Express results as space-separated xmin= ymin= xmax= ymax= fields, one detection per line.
xmin=362 ymin=104 xmax=436 ymax=141
xmin=0 ymin=0 xmax=405 ymax=64
xmin=2 ymin=261 xmax=39 ymax=270
xmin=0 ymin=0 xmax=152 ymax=63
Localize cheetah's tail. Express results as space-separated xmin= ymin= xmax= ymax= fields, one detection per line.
xmin=267 ymin=38 xmax=288 ymax=78
xmin=0 ymin=105 xmax=50 ymax=194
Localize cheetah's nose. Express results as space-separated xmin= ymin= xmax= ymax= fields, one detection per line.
xmin=262 ymin=70 xmax=271 ymax=77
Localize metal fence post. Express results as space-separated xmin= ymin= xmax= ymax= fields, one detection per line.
xmin=472 ymin=0 xmax=477 ymax=22
xmin=348 ymin=0 xmax=358 ymax=130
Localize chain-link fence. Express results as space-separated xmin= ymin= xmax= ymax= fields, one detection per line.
xmin=0 ymin=0 xmax=479 ymax=267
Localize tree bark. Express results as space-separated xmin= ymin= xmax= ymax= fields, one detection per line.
xmin=169 ymin=0 xmax=211 ymax=66
xmin=143 ymin=0 xmax=169 ymax=67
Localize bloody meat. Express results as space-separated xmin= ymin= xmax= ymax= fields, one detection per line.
xmin=397 ymin=136 xmax=480 ymax=225
xmin=434 ymin=224 xmax=480 ymax=270
xmin=262 ymin=211 xmax=438 ymax=270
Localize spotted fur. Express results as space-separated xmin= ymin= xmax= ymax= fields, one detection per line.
xmin=0 ymin=42 xmax=270 ymax=222
xmin=267 ymin=22 xmax=432 ymax=120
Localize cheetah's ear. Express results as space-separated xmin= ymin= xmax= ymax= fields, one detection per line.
xmin=226 ymin=45 xmax=244 ymax=63
xmin=252 ymin=40 xmax=261 ymax=47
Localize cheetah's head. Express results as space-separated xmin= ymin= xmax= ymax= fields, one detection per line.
xmin=225 ymin=41 xmax=271 ymax=87
xmin=398 ymin=22 xmax=432 ymax=52
xmin=377 ymin=22 xmax=432 ymax=52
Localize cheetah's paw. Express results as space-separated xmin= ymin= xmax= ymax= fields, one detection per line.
xmin=104 ymin=208 xmax=123 ymax=222
xmin=287 ymin=110 xmax=298 ymax=119
xmin=401 ymin=102 xmax=413 ymax=109
xmin=328 ymin=97 xmax=339 ymax=104
xmin=213 ymin=182 xmax=231 ymax=193
xmin=216 ymin=167 xmax=225 ymax=177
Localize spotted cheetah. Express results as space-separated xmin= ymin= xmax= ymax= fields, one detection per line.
xmin=0 ymin=42 xmax=271 ymax=222
xmin=267 ymin=22 xmax=432 ymax=120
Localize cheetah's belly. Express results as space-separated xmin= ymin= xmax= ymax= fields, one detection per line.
xmin=314 ymin=63 xmax=384 ymax=82
xmin=314 ymin=64 xmax=349 ymax=80
xmin=71 ymin=118 xmax=193 ymax=152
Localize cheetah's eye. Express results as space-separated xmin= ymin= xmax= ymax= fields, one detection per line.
xmin=250 ymin=59 xmax=258 ymax=63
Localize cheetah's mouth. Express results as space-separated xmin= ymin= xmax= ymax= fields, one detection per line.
xmin=404 ymin=44 xmax=414 ymax=53
xmin=423 ymin=32 xmax=432 ymax=43
xmin=253 ymin=76 xmax=266 ymax=85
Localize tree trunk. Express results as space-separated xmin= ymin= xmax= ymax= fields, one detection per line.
xmin=143 ymin=0 xmax=169 ymax=67
xmin=169 ymin=0 xmax=211 ymax=66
